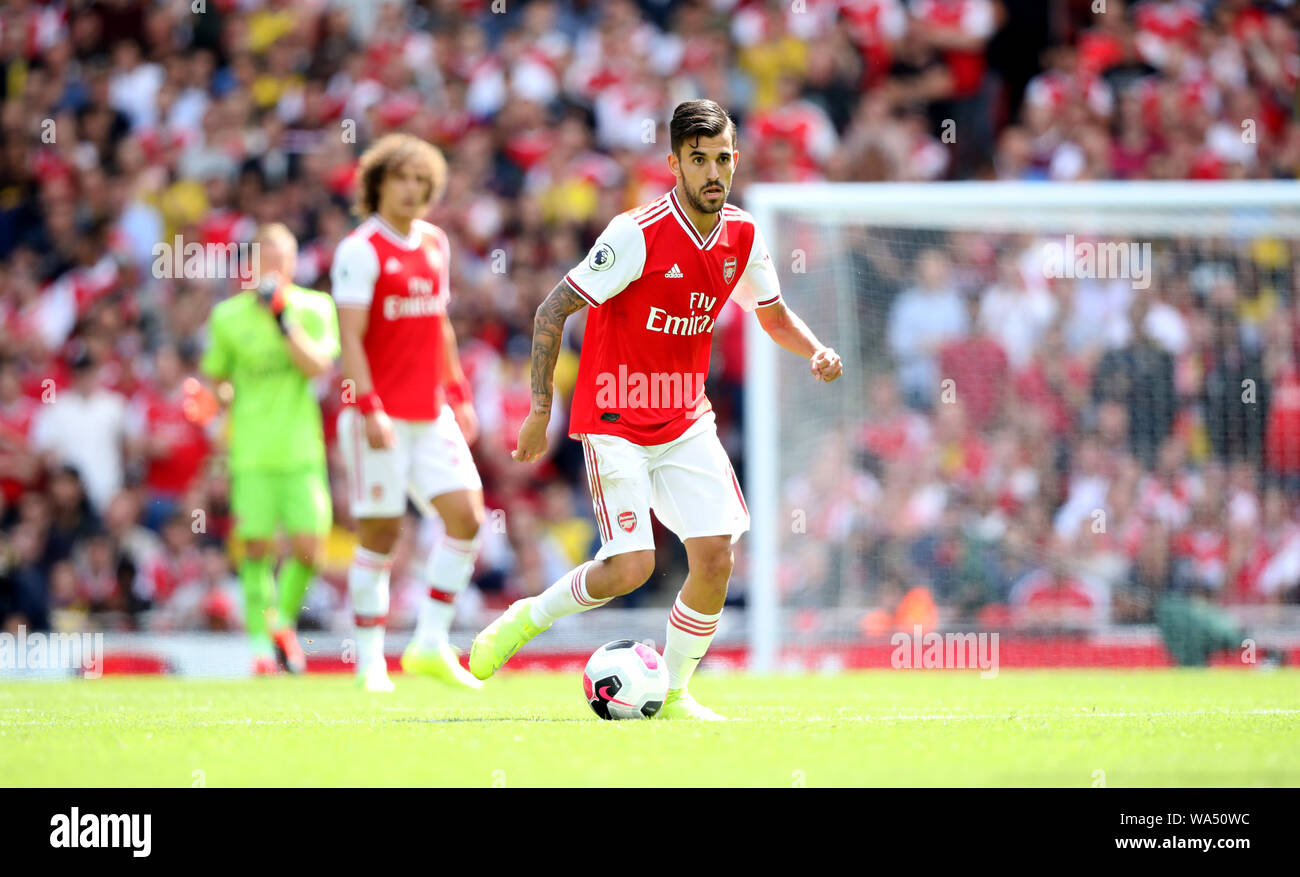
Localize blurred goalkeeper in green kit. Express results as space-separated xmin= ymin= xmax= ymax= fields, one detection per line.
xmin=201 ymin=223 xmax=341 ymax=675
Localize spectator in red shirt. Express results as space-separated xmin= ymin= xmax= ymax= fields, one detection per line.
xmin=1010 ymin=535 xmax=1109 ymax=630
xmin=1264 ymin=360 xmax=1300 ymax=488
xmin=1015 ymin=325 xmax=1090 ymax=438
xmin=909 ymin=0 xmax=1002 ymax=174
xmin=749 ymin=76 xmax=840 ymax=179
xmin=75 ymin=532 xmax=127 ymax=617
xmin=910 ymin=0 xmax=1000 ymax=99
xmin=857 ymin=373 xmax=931 ymax=471
xmin=1171 ymin=493 xmax=1229 ymax=592
xmin=939 ymin=294 xmax=1008 ymax=431
xmin=0 ymin=358 xmax=41 ymax=507
xmin=126 ymin=342 xmax=211 ymax=531
xmin=140 ymin=511 xmax=204 ymax=609
xmin=1230 ymin=486 xmax=1300 ymax=604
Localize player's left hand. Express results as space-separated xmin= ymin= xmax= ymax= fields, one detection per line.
xmin=452 ymin=400 xmax=479 ymax=445
xmin=810 ymin=347 xmax=843 ymax=383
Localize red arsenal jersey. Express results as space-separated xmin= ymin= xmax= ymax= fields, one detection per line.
xmin=910 ymin=0 xmax=997 ymax=98
xmin=0 ymin=396 xmax=38 ymax=504
xmin=564 ymin=190 xmax=782 ymax=446
xmin=127 ymin=386 xmax=210 ymax=495
xmin=331 ymin=216 xmax=452 ymax=421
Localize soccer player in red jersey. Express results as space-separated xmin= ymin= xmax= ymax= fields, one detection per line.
xmin=470 ymin=100 xmax=843 ymax=719
xmin=332 ymin=134 xmax=484 ymax=692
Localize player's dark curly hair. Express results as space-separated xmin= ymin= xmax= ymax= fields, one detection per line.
xmin=669 ymin=99 xmax=736 ymax=156
xmin=355 ymin=133 xmax=448 ymax=217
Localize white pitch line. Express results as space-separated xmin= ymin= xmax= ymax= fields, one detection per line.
xmin=811 ymin=708 xmax=1300 ymax=721
xmin=1 ymin=708 xmax=1297 ymax=728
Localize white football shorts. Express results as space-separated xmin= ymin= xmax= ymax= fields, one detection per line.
xmin=337 ymin=404 xmax=482 ymax=519
xmin=577 ymin=411 xmax=750 ymax=559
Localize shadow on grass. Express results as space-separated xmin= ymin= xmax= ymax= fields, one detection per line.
xmin=390 ymin=716 xmax=592 ymax=724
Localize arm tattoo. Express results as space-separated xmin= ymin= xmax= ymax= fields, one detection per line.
xmin=529 ymin=280 xmax=587 ymax=415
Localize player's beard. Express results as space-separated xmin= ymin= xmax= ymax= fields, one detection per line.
xmin=685 ymin=180 xmax=727 ymax=215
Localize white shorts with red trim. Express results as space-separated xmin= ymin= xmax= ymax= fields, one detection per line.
xmin=337 ymin=404 xmax=482 ymax=520
xmin=577 ymin=411 xmax=750 ymax=559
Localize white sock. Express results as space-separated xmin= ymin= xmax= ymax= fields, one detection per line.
xmin=664 ymin=593 xmax=721 ymax=690
xmin=348 ymin=546 xmax=391 ymax=674
xmin=415 ymin=534 xmax=478 ymax=649
xmin=529 ymin=561 xmax=607 ymax=627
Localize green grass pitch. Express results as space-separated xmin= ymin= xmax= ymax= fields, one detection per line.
xmin=2 ymin=670 xmax=1298 ymax=786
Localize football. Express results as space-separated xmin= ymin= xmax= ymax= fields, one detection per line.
xmin=582 ymin=640 xmax=669 ymax=720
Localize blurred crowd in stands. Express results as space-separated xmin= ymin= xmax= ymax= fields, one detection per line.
xmin=787 ymin=234 xmax=1300 ymax=639
xmin=0 ymin=0 xmax=1297 ymax=637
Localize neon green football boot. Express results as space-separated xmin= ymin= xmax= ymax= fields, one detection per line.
xmin=657 ymin=688 xmax=727 ymax=721
xmin=401 ymin=639 xmax=483 ymax=690
xmin=469 ymin=598 xmax=548 ymax=680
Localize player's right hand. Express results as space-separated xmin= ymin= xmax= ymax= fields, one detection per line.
xmin=512 ymin=412 xmax=549 ymax=463
xmin=365 ymin=409 xmax=396 ymax=450
xmin=256 ymin=272 xmax=286 ymax=314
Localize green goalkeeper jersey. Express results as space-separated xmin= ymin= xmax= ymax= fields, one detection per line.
xmin=201 ymin=285 xmax=340 ymax=474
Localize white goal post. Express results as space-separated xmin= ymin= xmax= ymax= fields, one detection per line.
xmin=743 ymin=180 xmax=1300 ymax=672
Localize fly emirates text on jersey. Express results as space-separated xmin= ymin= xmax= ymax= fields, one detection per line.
xmin=645 ymin=292 xmax=719 ymax=337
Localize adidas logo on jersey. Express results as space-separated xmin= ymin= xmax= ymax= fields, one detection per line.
xmin=385 ymin=257 xmax=403 ymax=274
xmin=664 ymin=264 xmax=684 ymax=278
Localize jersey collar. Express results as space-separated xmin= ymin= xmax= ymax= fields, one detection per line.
xmin=667 ymin=188 xmax=724 ymax=251
xmin=370 ymin=214 xmax=421 ymax=250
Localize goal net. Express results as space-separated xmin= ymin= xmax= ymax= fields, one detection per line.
xmin=743 ymin=182 xmax=1300 ymax=672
